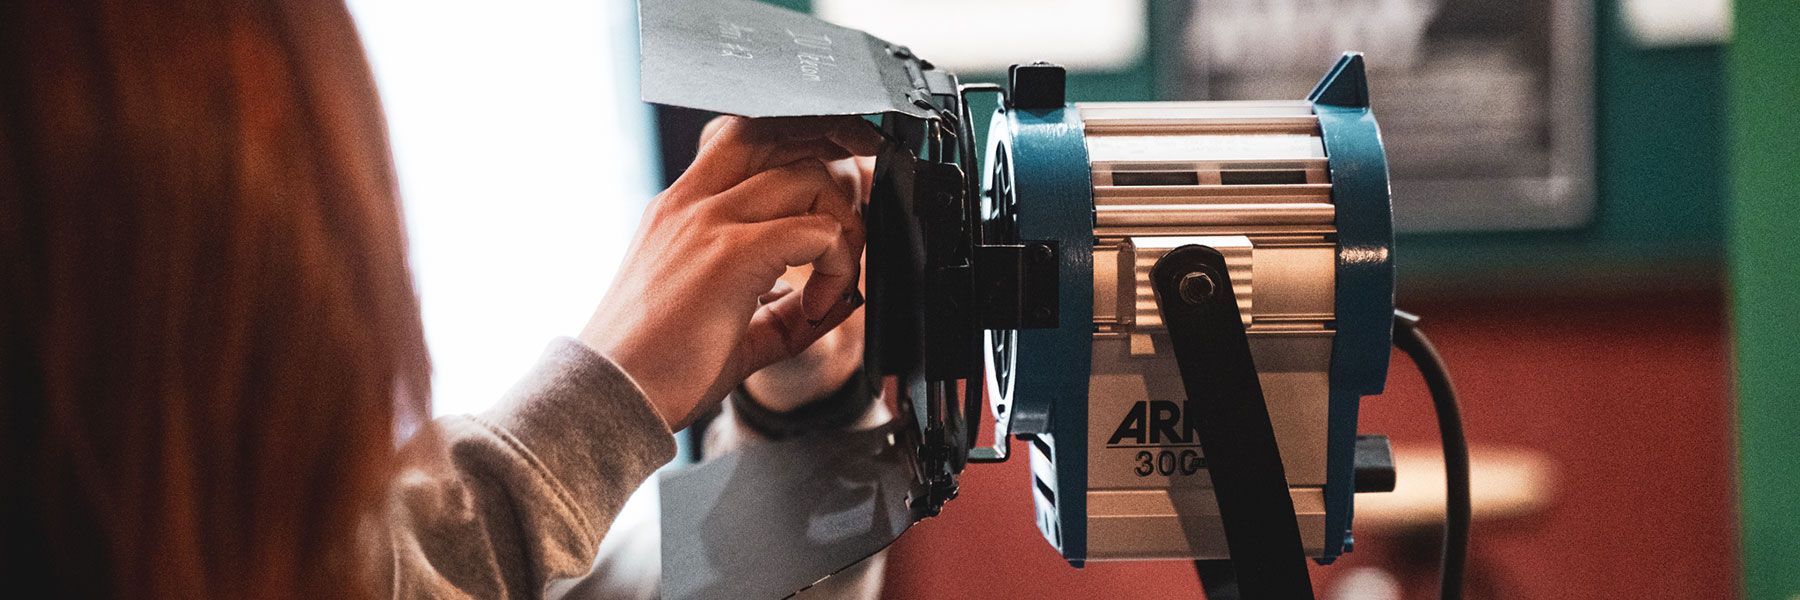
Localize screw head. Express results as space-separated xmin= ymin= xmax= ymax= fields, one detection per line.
xmin=1179 ymin=271 xmax=1216 ymax=305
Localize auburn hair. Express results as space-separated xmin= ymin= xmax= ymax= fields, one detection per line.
xmin=0 ymin=1 xmax=429 ymax=598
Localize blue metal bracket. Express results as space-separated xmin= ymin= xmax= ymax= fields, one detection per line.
xmin=1309 ymin=52 xmax=1396 ymax=563
xmin=986 ymin=88 xmax=1096 ymax=563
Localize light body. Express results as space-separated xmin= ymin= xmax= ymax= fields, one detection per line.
xmin=982 ymin=55 xmax=1394 ymax=565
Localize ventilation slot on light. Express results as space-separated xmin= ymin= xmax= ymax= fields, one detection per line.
xmin=1034 ymin=475 xmax=1058 ymax=507
xmin=1220 ymin=170 xmax=1309 ymax=185
xmin=1112 ymin=171 xmax=1200 ymax=186
xmin=1031 ymin=434 xmax=1056 ymax=462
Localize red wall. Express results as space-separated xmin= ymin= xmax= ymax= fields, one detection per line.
xmin=880 ymin=291 xmax=1738 ymax=599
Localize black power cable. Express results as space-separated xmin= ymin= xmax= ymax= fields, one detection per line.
xmin=1191 ymin=311 xmax=1469 ymax=600
xmin=1394 ymin=310 xmax=1469 ymax=600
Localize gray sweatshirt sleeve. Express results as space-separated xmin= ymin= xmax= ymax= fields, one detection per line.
xmin=379 ymin=338 xmax=677 ymax=600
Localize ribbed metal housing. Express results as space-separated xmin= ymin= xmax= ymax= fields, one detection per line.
xmin=1078 ymin=101 xmax=1340 ymax=561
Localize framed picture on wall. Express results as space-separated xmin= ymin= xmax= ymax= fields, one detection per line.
xmin=1184 ymin=0 xmax=1595 ymax=233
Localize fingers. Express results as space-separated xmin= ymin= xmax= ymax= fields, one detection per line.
xmin=855 ymin=156 xmax=876 ymax=201
xmin=798 ymin=240 xmax=858 ymax=323
xmin=738 ymin=210 xmax=861 ymax=321
xmin=826 ymin=155 xmax=873 ymax=207
xmin=714 ymin=158 xmax=847 ymax=222
xmin=740 ymin=213 xmax=842 ymax=273
xmin=714 ymin=159 xmax=864 ymax=319
xmin=679 ymin=115 xmax=883 ymax=196
xmin=736 ymin=282 xmax=864 ymax=377
xmin=754 ymin=139 xmax=861 ymax=177
xmin=698 ymin=115 xmax=731 ymax=149
xmin=757 ymin=277 xmax=797 ymax=306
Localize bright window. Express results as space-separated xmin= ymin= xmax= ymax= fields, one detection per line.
xmin=348 ymin=0 xmax=658 ymax=416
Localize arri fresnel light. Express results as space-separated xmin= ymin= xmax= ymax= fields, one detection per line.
xmin=638 ymin=1 xmax=1456 ymax=598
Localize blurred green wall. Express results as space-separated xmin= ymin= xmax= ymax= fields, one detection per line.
xmin=1729 ymin=0 xmax=1800 ymax=597
xmin=1395 ymin=0 xmax=1727 ymax=293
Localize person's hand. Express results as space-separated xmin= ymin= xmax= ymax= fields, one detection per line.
xmin=737 ymin=131 xmax=874 ymax=411
xmin=741 ymin=229 xmax=868 ymax=411
xmin=578 ymin=116 xmax=881 ymax=430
